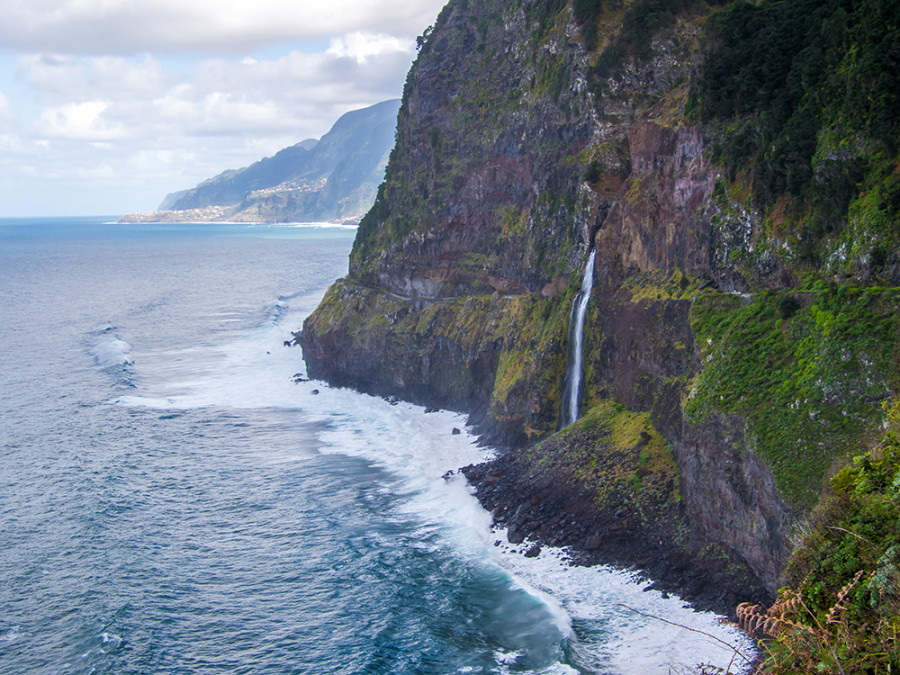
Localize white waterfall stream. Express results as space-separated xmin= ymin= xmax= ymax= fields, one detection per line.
xmin=562 ymin=249 xmax=596 ymax=427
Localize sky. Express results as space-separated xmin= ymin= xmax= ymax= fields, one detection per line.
xmin=0 ymin=0 xmax=448 ymax=217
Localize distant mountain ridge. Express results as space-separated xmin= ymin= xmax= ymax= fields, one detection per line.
xmin=157 ymin=138 xmax=321 ymax=211
xmin=120 ymin=99 xmax=400 ymax=224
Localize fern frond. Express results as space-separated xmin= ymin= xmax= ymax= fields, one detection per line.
xmin=826 ymin=570 xmax=865 ymax=626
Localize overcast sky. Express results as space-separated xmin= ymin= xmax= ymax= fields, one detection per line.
xmin=0 ymin=0 xmax=447 ymax=217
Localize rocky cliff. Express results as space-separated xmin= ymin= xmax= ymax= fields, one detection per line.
xmin=301 ymin=0 xmax=900 ymax=611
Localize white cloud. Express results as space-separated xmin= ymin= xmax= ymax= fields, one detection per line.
xmin=127 ymin=147 xmax=198 ymax=172
xmin=0 ymin=132 xmax=23 ymax=151
xmin=0 ymin=91 xmax=13 ymax=122
xmin=0 ymin=0 xmax=447 ymax=216
xmin=71 ymin=162 xmax=118 ymax=180
xmin=195 ymin=92 xmax=283 ymax=134
xmin=327 ymin=32 xmax=412 ymax=64
xmin=35 ymin=100 xmax=127 ymax=140
xmin=20 ymin=40 xmax=414 ymax=143
xmin=20 ymin=53 xmax=166 ymax=106
xmin=1 ymin=0 xmax=447 ymax=55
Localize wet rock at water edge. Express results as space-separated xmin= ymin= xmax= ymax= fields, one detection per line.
xmin=585 ymin=534 xmax=602 ymax=550
xmin=507 ymin=526 xmax=525 ymax=545
xmin=524 ymin=544 xmax=542 ymax=558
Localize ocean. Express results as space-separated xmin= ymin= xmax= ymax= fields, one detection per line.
xmin=0 ymin=217 xmax=752 ymax=674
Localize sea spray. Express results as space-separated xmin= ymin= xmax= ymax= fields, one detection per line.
xmin=2 ymin=220 xmax=756 ymax=673
xmin=113 ymin=290 xmax=753 ymax=673
xmin=561 ymin=249 xmax=596 ymax=427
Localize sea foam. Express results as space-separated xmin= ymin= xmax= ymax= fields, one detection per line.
xmin=109 ymin=289 xmax=754 ymax=674
xmin=88 ymin=326 xmax=136 ymax=383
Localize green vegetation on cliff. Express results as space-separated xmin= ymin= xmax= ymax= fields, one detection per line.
xmin=694 ymin=0 xmax=900 ymax=281
xmin=306 ymin=278 xmax=576 ymax=443
xmin=687 ymin=286 xmax=900 ymax=510
xmin=577 ymin=0 xmax=711 ymax=70
xmin=739 ymin=400 xmax=900 ymax=673
xmin=350 ymin=0 xmax=597 ymax=293
xmin=526 ymin=399 xmax=681 ymax=518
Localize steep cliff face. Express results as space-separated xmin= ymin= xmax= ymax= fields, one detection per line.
xmin=302 ymin=0 xmax=899 ymax=605
xmin=594 ymin=87 xmax=781 ymax=292
xmin=350 ymin=2 xmax=597 ymax=297
xmin=303 ymin=281 xmax=570 ymax=442
xmin=306 ymin=0 xmax=594 ymax=444
xmin=304 ymin=0 xmax=703 ymax=440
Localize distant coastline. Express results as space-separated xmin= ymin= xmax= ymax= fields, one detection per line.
xmin=118 ymin=206 xmax=360 ymax=225
xmin=119 ymin=99 xmax=399 ymax=227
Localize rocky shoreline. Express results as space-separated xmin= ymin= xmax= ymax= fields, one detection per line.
xmin=460 ymin=446 xmax=772 ymax=619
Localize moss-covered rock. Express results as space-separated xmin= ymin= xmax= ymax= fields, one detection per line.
xmin=302 ymin=278 xmax=573 ymax=444
xmin=739 ymin=400 xmax=900 ymax=672
xmin=687 ymin=286 xmax=900 ymax=511
xmin=463 ymin=398 xmax=770 ymax=615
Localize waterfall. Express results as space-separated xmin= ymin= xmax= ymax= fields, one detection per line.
xmin=562 ymin=249 xmax=596 ymax=428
